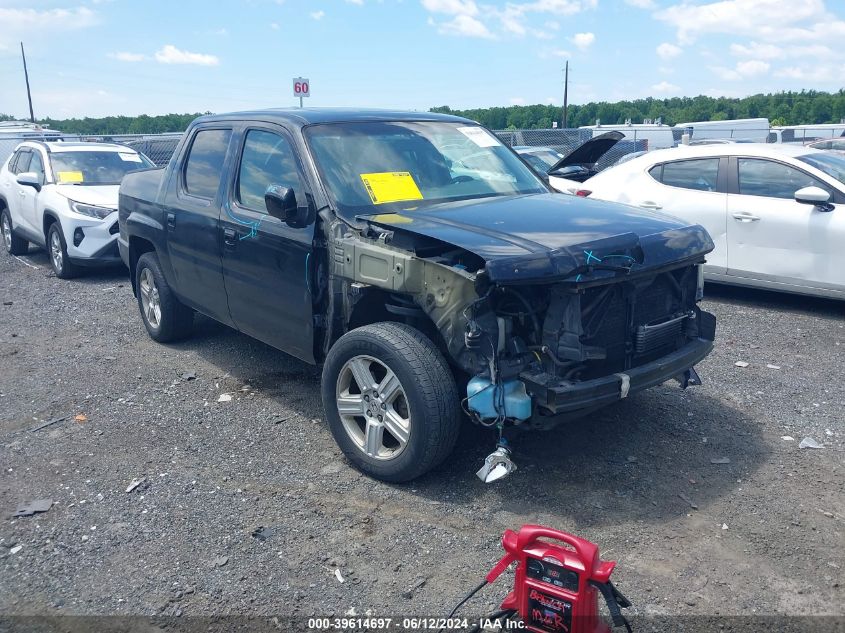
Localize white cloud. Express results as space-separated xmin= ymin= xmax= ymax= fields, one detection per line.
xmin=154 ymin=45 xmax=219 ymax=66
xmin=425 ymin=0 xmax=596 ymax=39
xmin=625 ymin=0 xmax=655 ymax=7
xmin=711 ymin=59 xmax=770 ymax=81
xmin=729 ymin=42 xmax=782 ymax=59
xmin=652 ymin=81 xmax=680 ymax=93
xmin=310 ymin=10 xmax=325 ymax=19
xmin=421 ymin=0 xmax=478 ymax=14
xmin=109 ymin=52 xmax=146 ymax=62
xmin=346 ymin=0 xmax=364 ymax=4
xmin=658 ymin=0 xmax=829 ymax=44
xmin=571 ymin=32 xmax=594 ymax=50
xmin=435 ymin=13 xmax=494 ymax=37
xmin=775 ymin=64 xmax=845 ymax=82
xmin=736 ymin=59 xmax=770 ymax=76
xmin=270 ymin=22 xmax=280 ymax=30
xmin=0 ymin=6 xmax=98 ymax=48
xmin=656 ymin=42 xmax=682 ymax=60
xmin=509 ymin=97 xmax=527 ymax=105
xmin=538 ymin=48 xmax=571 ymax=59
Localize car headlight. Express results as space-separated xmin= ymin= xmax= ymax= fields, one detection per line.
xmin=68 ymin=200 xmax=116 ymax=219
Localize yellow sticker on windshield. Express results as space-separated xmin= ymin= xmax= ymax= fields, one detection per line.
xmin=57 ymin=171 xmax=84 ymax=183
xmin=360 ymin=172 xmax=423 ymax=205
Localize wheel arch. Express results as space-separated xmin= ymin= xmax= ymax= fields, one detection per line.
xmin=128 ymin=236 xmax=156 ymax=294
xmin=42 ymin=209 xmax=61 ymax=240
xmin=345 ymin=287 xmax=452 ymax=367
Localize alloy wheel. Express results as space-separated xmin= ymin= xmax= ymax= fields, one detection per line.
xmin=49 ymin=229 xmax=63 ymax=273
xmin=1 ymin=215 xmax=10 ymax=252
xmin=138 ymin=267 xmax=162 ymax=329
xmin=335 ymin=355 xmax=411 ymax=460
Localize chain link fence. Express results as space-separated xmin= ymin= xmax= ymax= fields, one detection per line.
xmin=0 ymin=133 xmax=183 ymax=168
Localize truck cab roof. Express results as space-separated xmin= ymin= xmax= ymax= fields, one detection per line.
xmin=190 ymin=108 xmax=475 ymax=128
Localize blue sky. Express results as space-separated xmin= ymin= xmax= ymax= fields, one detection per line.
xmin=1 ymin=0 xmax=844 ymax=119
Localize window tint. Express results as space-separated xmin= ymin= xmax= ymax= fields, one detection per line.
xmin=184 ymin=129 xmax=232 ymax=199
xmin=29 ymin=152 xmax=44 ymax=184
xmin=658 ymin=158 xmax=720 ymax=192
xmin=648 ymin=164 xmax=662 ymax=181
xmin=237 ymin=130 xmax=303 ymax=210
xmin=14 ymin=150 xmax=32 ymax=175
xmin=737 ymin=159 xmax=827 ymax=199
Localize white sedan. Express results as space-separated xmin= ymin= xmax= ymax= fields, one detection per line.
xmin=577 ymin=144 xmax=845 ymax=300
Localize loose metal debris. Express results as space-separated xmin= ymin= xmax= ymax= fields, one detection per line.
xmin=12 ymin=499 xmax=53 ymax=518
xmin=799 ymin=437 xmax=823 ymax=449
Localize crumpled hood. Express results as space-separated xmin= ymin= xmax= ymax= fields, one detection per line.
xmin=54 ymin=184 xmax=120 ymax=208
xmin=362 ymin=193 xmax=714 ymax=283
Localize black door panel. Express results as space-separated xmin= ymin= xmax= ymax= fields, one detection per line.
xmin=221 ymin=125 xmax=315 ymax=362
xmin=165 ymin=127 xmax=234 ymax=325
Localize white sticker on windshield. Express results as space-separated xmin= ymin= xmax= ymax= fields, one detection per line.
xmin=457 ymin=126 xmax=500 ymax=148
xmin=118 ymin=153 xmax=143 ymax=163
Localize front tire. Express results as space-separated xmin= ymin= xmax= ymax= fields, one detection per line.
xmin=47 ymin=222 xmax=80 ymax=279
xmin=321 ymin=322 xmax=460 ymax=482
xmin=135 ymin=252 xmax=193 ymax=343
xmin=1 ymin=209 xmax=29 ymax=256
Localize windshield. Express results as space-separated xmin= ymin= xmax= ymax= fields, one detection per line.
xmin=50 ymin=150 xmax=154 ymax=185
xmin=521 ymin=149 xmax=563 ymax=171
xmin=798 ymin=152 xmax=845 ymax=187
xmin=305 ymin=121 xmax=547 ymax=217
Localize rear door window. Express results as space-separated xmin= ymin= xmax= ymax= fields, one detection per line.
xmin=652 ymin=158 xmax=720 ymax=192
xmin=737 ymin=158 xmax=829 ymax=200
xmin=183 ymin=129 xmax=232 ymax=199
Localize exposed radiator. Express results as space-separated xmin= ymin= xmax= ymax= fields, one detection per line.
xmin=634 ymin=312 xmax=693 ymax=354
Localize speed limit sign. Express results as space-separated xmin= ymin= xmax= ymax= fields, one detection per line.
xmin=293 ymin=77 xmax=310 ymax=106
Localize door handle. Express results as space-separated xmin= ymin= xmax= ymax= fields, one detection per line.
xmin=640 ymin=201 xmax=662 ymax=210
xmin=166 ymin=212 xmax=175 ymax=229
xmin=731 ymin=211 xmax=760 ymax=222
xmin=223 ymin=227 xmax=238 ymax=247
xmin=19 ymin=191 xmax=26 ymax=197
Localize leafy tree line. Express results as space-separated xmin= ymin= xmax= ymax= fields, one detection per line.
xmin=2 ymin=90 xmax=845 ymax=134
xmin=0 ymin=113 xmax=207 ymax=135
xmin=431 ymin=90 xmax=845 ymax=130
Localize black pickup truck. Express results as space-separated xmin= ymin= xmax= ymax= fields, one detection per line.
xmin=118 ymin=109 xmax=716 ymax=483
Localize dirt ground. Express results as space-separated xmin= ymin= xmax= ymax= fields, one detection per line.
xmin=0 ymin=246 xmax=843 ymax=631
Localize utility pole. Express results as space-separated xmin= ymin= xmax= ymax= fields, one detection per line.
xmin=562 ymin=61 xmax=569 ymax=129
xmin=21 ymin=42 xmax=35 ymax=123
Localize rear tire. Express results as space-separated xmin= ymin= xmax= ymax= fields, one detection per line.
xmin=321 ymin=322 xmax=461 ymax=482
xmin=47 ymin=222 xmax=80 ymax=279
xmin=135 ymin=251 xmax=193 ymax=343
xmin=1 ymin=209 xmax=29 ymax=256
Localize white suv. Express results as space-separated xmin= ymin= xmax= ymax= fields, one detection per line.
xmin=0 ymin=141 xmax=154 ymax=278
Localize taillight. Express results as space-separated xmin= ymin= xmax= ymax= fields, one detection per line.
xmin=575 ymin=189 xmax=592 ymax=197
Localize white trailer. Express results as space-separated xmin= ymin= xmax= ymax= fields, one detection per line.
xmin=579 ymin=122 xmax=676 ymax=149
xmin=767 ymin=124 xmax=845 ymax=144
xmin=674 ymin=118 xmax=770 ymax=143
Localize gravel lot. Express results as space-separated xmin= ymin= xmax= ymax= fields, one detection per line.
xmin=1 ymin=246 xmax=843 ymax=629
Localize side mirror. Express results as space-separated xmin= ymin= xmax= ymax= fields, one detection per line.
xmin=794 ymin=186 xmax=834 ymax=212
xmin=16 ymin=172 xmax=41 ymax=192
xmin=264 ymin=185 xmax=312 ymax=227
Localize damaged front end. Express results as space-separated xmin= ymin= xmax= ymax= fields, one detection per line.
xmin=328 ymin=210 xmax=716 ymax=482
